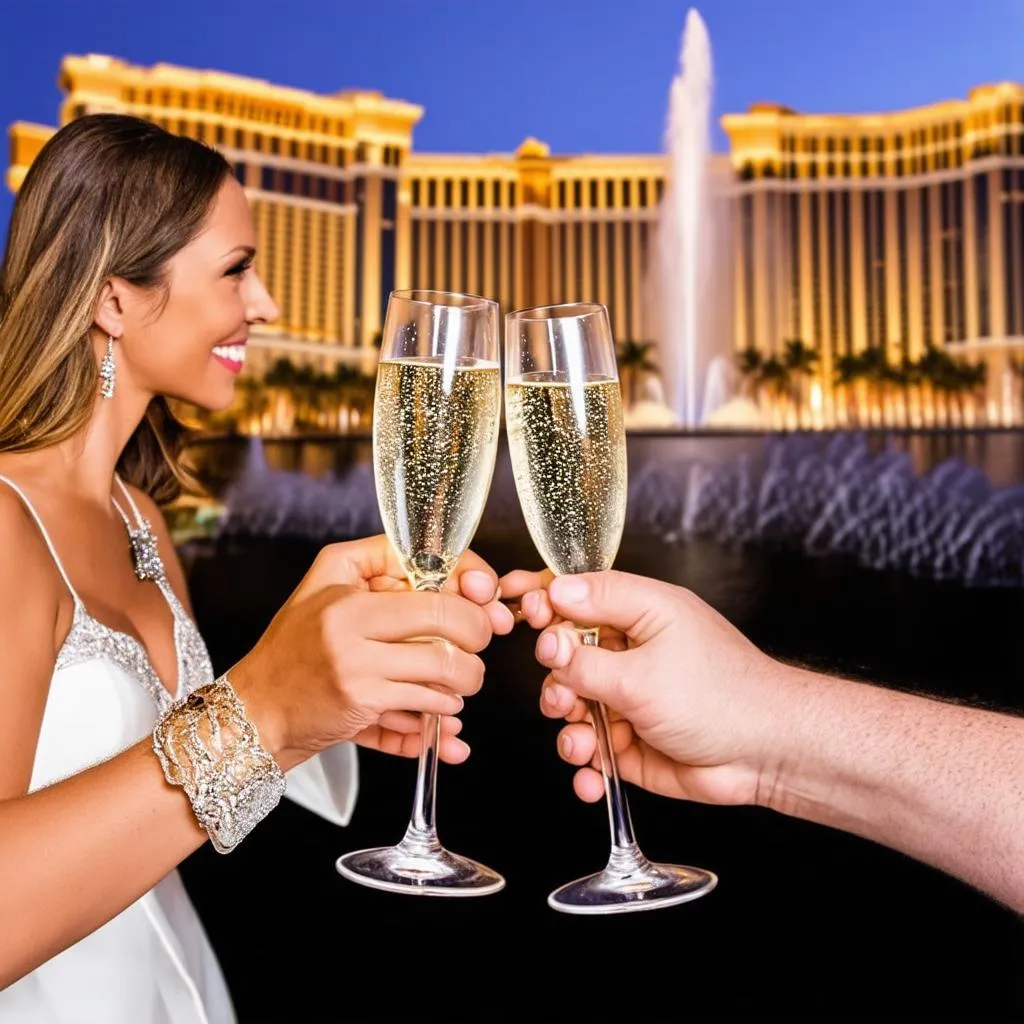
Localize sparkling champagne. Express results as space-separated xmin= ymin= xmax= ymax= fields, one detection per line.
xmin=374 ymin=356 xmax=501 ymax=587
xmin=506 ymin=372 xmax=627 ymax=576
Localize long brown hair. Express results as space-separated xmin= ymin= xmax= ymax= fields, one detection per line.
xmin=0 ymin=113 xmax=232 ymax=504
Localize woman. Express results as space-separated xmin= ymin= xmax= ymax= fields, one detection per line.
xmin=0 ymin=113 xmax=514 ymax=1021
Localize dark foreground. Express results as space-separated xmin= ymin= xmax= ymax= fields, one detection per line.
xmin=178 ymin=529 xmax=1024 ymax=1023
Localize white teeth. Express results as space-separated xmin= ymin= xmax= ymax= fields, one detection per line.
xmin=213 ymin=344 xmax=246 ymax=364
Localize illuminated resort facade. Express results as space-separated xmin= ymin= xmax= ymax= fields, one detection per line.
xmin=722 ymin=84 xmax=1024 ymax=424
xmin=6 ymin=56 xmax=1024 ymax=422
xmin=6 ymin=55 xmax=673 ymax=379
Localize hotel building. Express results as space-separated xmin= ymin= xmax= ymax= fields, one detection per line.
xmin=722 ymin=85 xmax=1024 ymax=414
xmin=6 ymin=56 xmax=1024 ymax=409
xmin=6 ymin=55 xmax=673 ymax=376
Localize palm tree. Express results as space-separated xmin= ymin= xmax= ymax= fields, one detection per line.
xmin=833 ymin=352 xmax=863 ymax=426
xmin=262 ymin=357 xmax=300 ymax=434
xmin=736 ymin=346 xmax=764 ymax=404
xmin=232 ymin=374 xmax=269 ymax=435
xmin=782 ymin=339 xmax=819 ymax=422
xmin=757 ymin=356 xmax=790 ymax=426
xmin=616 ymin=340 xmax=659 ymax=408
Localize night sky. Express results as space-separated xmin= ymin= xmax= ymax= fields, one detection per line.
xmin=2 ymin=0 xmax=1022 ymax=242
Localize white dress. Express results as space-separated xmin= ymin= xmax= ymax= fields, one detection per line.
xmin=0 ymin=476 xmax=359 ymax=1024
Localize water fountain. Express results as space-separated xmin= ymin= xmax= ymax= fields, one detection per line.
xmin=653 ymin=8 xmax=742 ymax=429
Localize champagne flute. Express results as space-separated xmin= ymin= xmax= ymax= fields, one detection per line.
xmin=336 ymin=289 xmax=505 ymax=896
xmin=504 ymin=302 xmax=717 ymax=914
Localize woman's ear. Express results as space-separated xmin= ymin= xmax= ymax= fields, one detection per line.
xmin=92 ymin=279 xmax=127 ymax=340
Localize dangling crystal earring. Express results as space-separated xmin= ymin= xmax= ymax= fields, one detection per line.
xmin=99 ymin=336 xmax=116 ymax=399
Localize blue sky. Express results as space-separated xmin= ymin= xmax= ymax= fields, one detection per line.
xmin=2 ymin=0 xmax=1023 ymax=242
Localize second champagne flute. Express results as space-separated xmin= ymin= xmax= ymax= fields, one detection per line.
xmin=336 ymin=289 xmax=504 ymax=896
xmin=504 ymin=301 xmax=717 ymax=914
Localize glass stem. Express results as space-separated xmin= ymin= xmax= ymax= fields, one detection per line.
xmin=578 ymin=627 xmax=651 ymax=879
xmin=397 ymin=579 xmax=444 ymax=858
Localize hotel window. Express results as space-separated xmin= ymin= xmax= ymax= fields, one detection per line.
xmin=144 ymin=90 xmax=153 ymax=106
xmin=178 ymin=120 xmax=188 ymax=136
xmin=197 ymin=123 xmax=207 ymax=143
xmin=825 ymin=137 xmax=835 ymax=178
xmin=253 ymin=133 xmax=264 ymax=152
xmin=605 ymin=180 xmax=615 ymax=208
xmin=271 ymin=137 xmax=280 ymax=155
xmin=412 ymin=180 xmax=421 ymax=205
xmin=261 ymin=167 xmax=273 ymax=191
xmin=589 ymin=181 xmax=598 ymax=207
xmin=655 ymin=180 xmax=665 ymax=202
xmin=234 ymin=129 xmax=244 ymax=148
xmin=623 ymin=180 xmax=632 ymax=207
xmin=444 ymin=180 xmax=453 ymax=207
xmin=290 ymin=140 xmax=299 ymax=158
xmin=428 ymin=180 xmax=437 ymax=207
xmin=476 ymin=180 xmax=485 ymax=206
xmin=460 ymin=180 xmax=469 ymax=206
xmin=492 ymin=181 xmax=502 ymax=206
xmin=182 ymin=95 xmax=190 ymax=109
xmin=336 ymin=149 xmax=346 ymax=167
xmin=638 ymin=180 xmax=647 ymax=207
xmin=574 ymin=181 xmax=583 ymax=207
xmin=509 ymin=182 xmax=517 ymax=206
xmin=215 ymin=125 xmax=225 ymax=145
xmin=558 ymin=181 xmax=567 ymax=208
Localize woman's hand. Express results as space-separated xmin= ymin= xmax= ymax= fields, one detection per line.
xmin=230 ymin=536 xmax=515 ymax=771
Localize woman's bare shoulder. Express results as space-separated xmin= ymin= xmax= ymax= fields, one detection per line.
xmin=0 ymin=484 xmax=66 ymax=611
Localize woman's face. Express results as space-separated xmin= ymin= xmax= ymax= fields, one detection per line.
xmin=116 ymin=177 xmax=278 ymax=411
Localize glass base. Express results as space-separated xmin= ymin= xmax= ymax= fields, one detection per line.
xmin=548 ymin=861 xmax=717 ymax=915
xmin=336 ymin=844 xmax=505 ymax=897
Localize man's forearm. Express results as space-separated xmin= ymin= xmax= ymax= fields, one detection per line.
xmin=765 ymin=666 xmax=1024 ymax=912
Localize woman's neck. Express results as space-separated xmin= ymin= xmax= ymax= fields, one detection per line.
xmin=0 ymin=389 xmax=151 ymax=503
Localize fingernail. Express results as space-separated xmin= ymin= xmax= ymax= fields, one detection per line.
xmin=464 ymin=569 xmax=492 ymax=592
xmin=545 ymin=683 xmax=569 ymax=707
xmin=523 ymin=591 xmax=538 ymax=618
xmin=498 ymin=603 xmax=516 ymax=630
xmin=537 ymin=632 xmax=558 ymax=661
xmin=559 ymin=733 xmax=574 ymax=758
xmin=551 ymin=576 xmax=587 ymax=604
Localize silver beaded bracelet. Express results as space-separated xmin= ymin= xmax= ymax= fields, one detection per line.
xmin=153 ymin=675 xmax=287 ymax=854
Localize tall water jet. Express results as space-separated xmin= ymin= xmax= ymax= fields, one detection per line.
xmin=656 ymin=8 xmax=720 ymax=428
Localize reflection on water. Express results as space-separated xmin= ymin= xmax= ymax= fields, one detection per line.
xmin=180 ymin=429 xmax=1024 ymax=587
xmin=187 ymin=429 xmax=1024 ymax=497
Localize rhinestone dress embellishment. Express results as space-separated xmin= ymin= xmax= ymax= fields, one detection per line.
xmin=53 ymin=482 xmax=215 ymax=709
xmin=127 ymin=517 xmax=165 ymax=582
xmin=55 ymin=587 xmax=215 ymax=713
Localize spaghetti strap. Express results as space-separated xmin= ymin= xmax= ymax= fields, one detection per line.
xmin=113 ymin=473 xmax=146 ymax=529
xmin=0 ymin=474 xmax=83 ymax=607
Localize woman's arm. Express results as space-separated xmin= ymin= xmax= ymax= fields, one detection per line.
xmin=0 ymin=513 xmax=503 ymax=987
xmin=0 ymin=492 xmax=210 ymax=986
